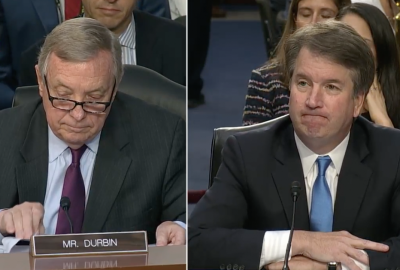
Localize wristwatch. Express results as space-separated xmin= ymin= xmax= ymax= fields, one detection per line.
xmin=327 ymin=262 xmax=337 ymax=270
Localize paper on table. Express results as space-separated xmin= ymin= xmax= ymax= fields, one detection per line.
xmin=1 ymin=237 xmax=24 ymax=253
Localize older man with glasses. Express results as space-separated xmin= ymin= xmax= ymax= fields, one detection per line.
xmin=0 ymin=17 xmax=186 ymax=252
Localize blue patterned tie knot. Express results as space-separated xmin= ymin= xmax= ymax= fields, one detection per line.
xmin=317 ymin=156 xmax=331 ymax=176
xmin=310 ymin=155 xmax=333 ymax=232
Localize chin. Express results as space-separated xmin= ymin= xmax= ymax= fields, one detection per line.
xmin=61 ymin=133 xmax=89 ymax=146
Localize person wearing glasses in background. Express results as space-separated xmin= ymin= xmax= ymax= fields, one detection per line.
xmin=0 ymin=0 xmax=173 ymax=111
xmin=0 ymin=18 xmax=186 ymax=252
xmin=242 ymin=0 xmax=351 ymax=126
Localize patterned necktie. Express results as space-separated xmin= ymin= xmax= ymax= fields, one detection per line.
xmin=65 ymin=0 xmax=82 ymax=20
xmin=310 ymin=156 xmax=333 ymax=232
xmin=55 ymin=145 xmax=87 ymax=234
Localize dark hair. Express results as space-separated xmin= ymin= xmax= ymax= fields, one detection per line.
xmin=272 ymin=0 xmax=351 ymax=66
xmin=336 ymin=3 xmax=400 ymax=128
xmin=284 ymin=20 xmax=375 ymax=97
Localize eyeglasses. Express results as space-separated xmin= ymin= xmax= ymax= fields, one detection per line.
xmin=44 ymin=75 xmax=116 ymax=114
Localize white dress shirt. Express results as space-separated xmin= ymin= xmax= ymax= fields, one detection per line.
xmin=259 ymin=132 xmax=368 ymax=270
xmin=119 ymin=15 xmax=137 ymax=65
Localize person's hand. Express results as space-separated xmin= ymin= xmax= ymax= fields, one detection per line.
xmin=264 ymin=256 xmax=328 ymax=270
xmin=155 ymin=221 xmax=185 ymax=246
xmin=364 ymin=75 xmax=394 ymax=127
xmin=292 ymin=231 xmax=389 ymax=270
xmin=0 ymin=202 xmax=45 ymax=239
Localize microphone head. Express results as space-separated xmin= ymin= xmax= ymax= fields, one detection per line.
xmin=60 ymin=196 xmax=71 ymax=210
xmin=291 ymin=181 xmax=301 ymax=200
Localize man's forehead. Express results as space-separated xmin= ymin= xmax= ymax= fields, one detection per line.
xmin=47 ymin=53 xmax=113 ymax=78
xmin=293 ymin=48 xmax=351 ymax=80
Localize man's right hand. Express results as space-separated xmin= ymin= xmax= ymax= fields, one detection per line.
xmin=292 ymin=230 xmax=389 ymax=270
xmin=0 ymin=202 xmax=45 ymax=239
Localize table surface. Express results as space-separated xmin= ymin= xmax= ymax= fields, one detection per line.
xmin=0 ymin=245 xmax=186 ymax=270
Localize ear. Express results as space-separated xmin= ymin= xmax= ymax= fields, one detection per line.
xmin=353 ymin=92 xmax=365 ymax=118
xmin=35 ymin=65 xmax=44 ymax=98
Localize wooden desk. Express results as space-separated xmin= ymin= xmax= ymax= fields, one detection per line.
xmin=0 ymin=245 xmax=186 ymax=270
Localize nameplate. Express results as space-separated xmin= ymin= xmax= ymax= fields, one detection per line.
xmin=30 ymin=231 xmax=148 ymax=257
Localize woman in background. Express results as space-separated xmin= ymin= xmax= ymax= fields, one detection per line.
xmin=242 ymin=0 xmax=351 ymax=126
xmin=337 ymin=3 xmax=400 ymax=128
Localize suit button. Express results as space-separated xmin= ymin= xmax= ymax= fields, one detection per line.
xmin=396 ymin=267 xmax=400 ymax=270
xmin=220 ymin=264 xmax=225 ymax=270
xmin=233 ymin=264 xmax=239 ymax=270
xmin=227 ymin=264 xmax=232 ymax=270
xmin=239 ymin=266 xmax=245 ymax=270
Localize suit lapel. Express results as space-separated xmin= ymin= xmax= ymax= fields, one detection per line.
xmin=17 ymin=105 xmax=48 ymax=205
xmin=31 ymin=0 xmax=59 ymax=33
xmin=82 ymin=100 xmax=132 ymax=233
xmin=271 ymin=124 xmax=310 ymax=230
xmin=333 ymin=123 xmax=371 ymax=232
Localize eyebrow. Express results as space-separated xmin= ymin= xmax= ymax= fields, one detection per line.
xmin=53 ymin=81 xmax=107 ymax=94
xmin=293 ymin=72 xmax=345 ymax=86
xmin=298 ymin=7 xmax=335 ymax=12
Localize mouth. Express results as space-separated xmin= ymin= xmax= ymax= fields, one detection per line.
xmin=66 ymin=125 xmax=88 ymax=133
xmin=98 ymin=7 xmax=120 ymax=14
xmin=302 ymin=114 xmax=327 ymax=119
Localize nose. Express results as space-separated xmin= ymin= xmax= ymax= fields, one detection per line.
xmin=69 ymin=105 xmax=86 ymax=121
xmin=305 ymin=86 xmax=323 ymax=109
xmin=311 ymin=14 xmax=319 ymax=24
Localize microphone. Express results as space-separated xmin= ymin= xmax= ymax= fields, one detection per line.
xmin=282 ymin=181 xmax=301 ymax=270
xmin=60 ymin=197 xmax=74 ymax=234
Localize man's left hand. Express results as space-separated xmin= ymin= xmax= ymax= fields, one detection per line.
xmin=264 ymin=256 xmax=330 ymax=270
xmin=155 ymin=221 xmax=185 ymax=246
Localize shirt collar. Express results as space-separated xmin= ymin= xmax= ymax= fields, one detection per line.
xmin=81 ymin=13 xmax=136 ymax=50
xmin=119 ymin=15 xmax=136 ymax=50
xmin=294 ymin=131 xmax=350 ymax=177
xmin=48 ymin=126 xmax=101 ymax=162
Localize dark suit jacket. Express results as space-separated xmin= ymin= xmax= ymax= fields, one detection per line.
xmin=0 ymin=0 xmax=59 ymax=109
xmin=137 ymin=0 xmax=171 ymax=18
xmin=19 ymin=10 xmax=186 ymax=87
xmin=0 ymin=92 xmax=186 ymax=244
xmin=188 ymin=116 xmax=400 ymax=270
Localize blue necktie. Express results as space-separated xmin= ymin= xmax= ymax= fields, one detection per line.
xmin=310 ymin=156 xmax=333 ymax=232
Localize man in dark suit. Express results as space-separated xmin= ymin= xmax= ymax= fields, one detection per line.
xmin=0 ymin=18 xmax=185 ymax=249
xmin=189 ymin=21 xmax=400 ymax=270
xmin=19 ymin=0 xmax=186 ymax=87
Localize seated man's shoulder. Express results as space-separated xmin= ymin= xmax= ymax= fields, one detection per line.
xmin=0 ymin=100 xmax=42 ymax=148
xmin=357 ymin=117 xmax=400 ymax=151
xmin=0 ymin=99 xmax=40 ymax=125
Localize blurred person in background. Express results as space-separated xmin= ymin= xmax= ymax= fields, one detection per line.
xmin=336 ymin=3 xmax=400 ymax=128
xmin=188 ymin=0 xmax=213 ymax=108
xmin=20 ymin=0 xmax=186 ymax=88
xmin=242 ymin=0 xmax=351 ymax=125
xmin=351 ymin=0 xmax=398 ymax=26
